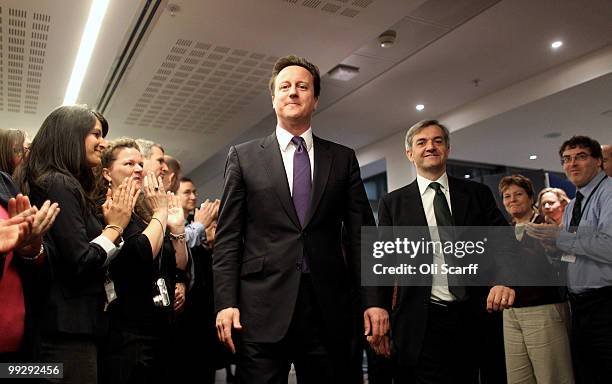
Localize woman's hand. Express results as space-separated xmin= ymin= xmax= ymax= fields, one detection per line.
xmin=103 ymin=176 xmax=140 ymax=229
xmin=0 ymin=216 xmax=29 ymax=253
xmin=10 ymin=196 xmax=60 ymax=257
xmin=174 ymin=282 xmax=186 ymax=313
xmin=143 ymin=172 xmax=167 ymax=215
xmin=167 ymin=192 xmax=185 ymax=234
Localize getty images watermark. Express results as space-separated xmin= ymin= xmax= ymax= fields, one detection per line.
xmin=361 ymin=226 xmax=569 ymax=287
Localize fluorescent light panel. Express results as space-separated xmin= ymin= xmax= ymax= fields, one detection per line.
xmin=63 ymin=0 xmax=110 ymax=105
xmin=327 ymin=64 xmax=359 ymax=81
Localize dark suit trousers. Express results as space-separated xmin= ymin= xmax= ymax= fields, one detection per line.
xmin=237 ymin=275 xmax=353 ymax=384
xmin=38 ymin=334 xmax=99 ymax=384
xmin=570 ymin=287 xmax=612 ymax=384
xmin=395 ymin=301 xmax=475 ymax=384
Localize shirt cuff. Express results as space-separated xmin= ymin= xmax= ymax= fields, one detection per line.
xmin=190 ymin=222 xmax=204 ymax=235
xmin=185 ymin=222 xmax=205 ymax=248
xmin=92 ymin=234 xmax=124 ymax=267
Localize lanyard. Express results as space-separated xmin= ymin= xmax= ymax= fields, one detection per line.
xmin=574 ymin=175 xmax=607 ymax=225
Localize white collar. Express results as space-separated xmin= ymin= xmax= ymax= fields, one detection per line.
xmin=276 ymin=126 xmax=313 ymax=152
xmin=416 ymin=172 xmax=449 ymax=197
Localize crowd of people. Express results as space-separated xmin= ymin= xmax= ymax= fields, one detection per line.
xmin=0 ymin=107 xmax=223 ymax=383
xmin=0 ymin=54 xmax=611 ymax=384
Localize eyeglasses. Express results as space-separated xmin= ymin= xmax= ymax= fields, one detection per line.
xmin=560 ymin=152 xmax=591 ymax=165
xmin=13 ymin=146 xmax=30 ymax=156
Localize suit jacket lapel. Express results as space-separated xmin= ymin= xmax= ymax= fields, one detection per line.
xmin=406 ymin=181 xmax=428 ymax=226
xmin=304 ymin=135 xmax=331 ymax=227
xmin=260 ymin=132 xmax=301 ymax=228
xmin=449 ymin=177 xmax=468 ymax=226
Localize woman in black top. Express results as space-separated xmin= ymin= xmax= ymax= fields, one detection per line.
xmin=96 ymin=138 xmax=188 ymax=384
xmin=498 ymin=175 xmax=573 ymax=384
xmin=16 ymin=105 xmax=137 ymax=384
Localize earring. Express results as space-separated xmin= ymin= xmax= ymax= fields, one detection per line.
xmin=108 ymin=180 xmax=112 ymax=188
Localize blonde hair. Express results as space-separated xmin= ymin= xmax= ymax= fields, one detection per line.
xmin=536 ymin=187 xmax=570 ymax=214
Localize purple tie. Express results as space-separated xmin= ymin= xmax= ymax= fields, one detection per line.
xmin=292 ymin=136 xmax=311 ymax=272
xmin=291 ymin=136 xmax=311 ymax=227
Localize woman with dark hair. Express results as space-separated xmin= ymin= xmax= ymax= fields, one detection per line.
xmin=16 ymin=105 xmax=138 ymax=384
xmin=0 ymin=128 xmax=28 ymax=176
xmin=497 ymin=175 xmax=573 ymax=384
xmin=96 ymin=138 xmax=188 ymax=384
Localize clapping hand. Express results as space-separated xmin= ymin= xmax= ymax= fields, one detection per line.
xmin=194 ymin=199 xmax=220 ymax=228
xmin=0 ymin=216 xmax=29 ymax=253
xmin=167 ymin=192 xmax=185 ymax=234
xmin=8 ymin=194 xmax=59 ymax=257
xmin=143 ymin=172 xmax=167 ymax=215
xmin=103 ymin=176 xmax=140 ymax=229
xmin=525 ymin=222 xmax=560 ymax=249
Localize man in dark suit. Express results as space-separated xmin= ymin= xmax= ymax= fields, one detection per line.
xmin=213 ymin=55 xmax=389 ymax=383
xmin=377 ymin=120 xmax=511 ymax=383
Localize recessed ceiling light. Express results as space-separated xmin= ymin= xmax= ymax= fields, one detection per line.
xmin=551 ymin=41 xmax=563 ymax=49
xmin=529 ymin=155 xmax=538 ymax=160
xmin=416 ymin=104 xmax=425 ymax=111
xmin=378 ymin=30 xmax=397 ymax=48
xmin=464 ymin=174 xmax=471 ymax=179
xmin=63 ymin=0 xmax=110 ymax=105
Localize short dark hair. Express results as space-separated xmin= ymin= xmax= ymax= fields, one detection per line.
xmin=405 ymin=120 xmax=450 ymax=151
xmin=164 ymin=155 xmax=181 ymax=193
xmin=498 ymin=174 xmax=535 ymax=202
xmin=165 ymin=155 xmax=181 ymax=175
xmin=180 ymin=177 xmax=193 ymax=184
xmin=559 ymin=135 xmax=603 ymax=160
xmin=269 ymin=55 xmax=320 ymax=98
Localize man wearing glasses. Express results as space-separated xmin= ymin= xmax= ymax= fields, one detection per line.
xmin=528 ymin=135 xmax=611 ymax=384
xmin=175 ymin=177 xmax=221 ymax=383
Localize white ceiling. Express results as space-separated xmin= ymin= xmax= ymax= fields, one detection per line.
xmin=0 ymin=0 xmax=611 ymax=192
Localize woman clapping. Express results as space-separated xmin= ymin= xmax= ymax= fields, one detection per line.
xmin=16 ymin=105 xmax=137 ymax=384
xmin=96 ymin=138 xmax=187 ymax=384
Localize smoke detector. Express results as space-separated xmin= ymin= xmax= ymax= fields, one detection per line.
xmin=378 ymin=30 xmax=397 ymax=48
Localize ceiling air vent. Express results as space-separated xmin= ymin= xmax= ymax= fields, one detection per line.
xmin=125 ymin=39 xmax=277 ymax=134
xmin=0 ymin=8 xmax=50 ymax=113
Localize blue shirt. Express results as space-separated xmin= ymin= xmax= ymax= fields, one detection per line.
xmin=557 ymin=171 xmax=612 ymax=293
xmin=185 ymin=221 xmax=205 ymax=249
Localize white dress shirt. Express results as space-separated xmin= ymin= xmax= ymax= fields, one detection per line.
xmin=416 ymin=172 xmax=455 ymax=301
xmin=276 ymin=126 xmax=315 ymax=196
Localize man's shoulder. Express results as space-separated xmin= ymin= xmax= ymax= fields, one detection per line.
xmin=382 ymin=181 xmax=418 ymax=203
xmin=313 ymin=135 xmax=355 ymax=155
xmin=232 ymin=135 xmax=271 ymax=152
xmin=449 ymin=176 xmax=493 ymax=195
xmin=600 ymin=175 xmax=612 ymax=190
xmin=595 ymin=175 xmax=612 ymax=200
